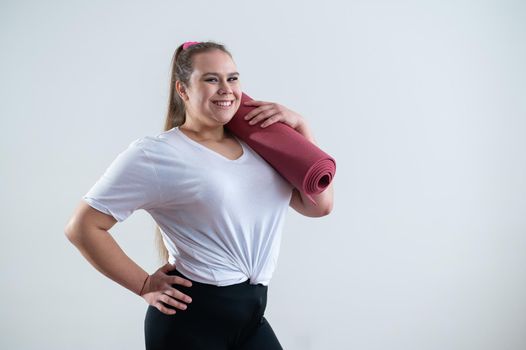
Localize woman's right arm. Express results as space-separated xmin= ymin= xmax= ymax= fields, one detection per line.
xmin=64 ymin=200 xmax=193 ymax=314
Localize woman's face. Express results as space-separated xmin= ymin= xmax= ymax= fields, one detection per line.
xmin=180 ymin=49 xmax=242 ymax=127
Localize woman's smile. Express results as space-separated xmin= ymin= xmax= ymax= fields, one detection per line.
xmin=211 ymin=100 xmax=235 ymax=109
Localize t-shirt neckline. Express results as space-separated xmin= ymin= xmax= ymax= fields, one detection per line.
xmin=174 ymin=127 xmax=248 ymax=163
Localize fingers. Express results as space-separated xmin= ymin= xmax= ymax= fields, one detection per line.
xmin=143 ymin=265 xmax=196 ymax=315
xmin=173 ymin=289 xmax=193 ymax=304
xmin=160 ymin=262 xmax=176 ymax=273
xmin=159 ymin=292 xmax=189 ymax=311
xmin=166 ymin=288 xmax=192 ymax=304
xmin=149 ymin=287 xmax=193 ymax=315
xmin=260 ymin=115 xmax=279 ymax=128
xmin=243 ymin=100 xmax=272 ymax=106
xmin=243 ymin=104 xmax=274 ymax=121
xmin=154 ymin=288 xmax=193 ymax=315
xmin=171 ymin=275 xmax=193 ymax=288
xmin=247 ymin=110 xmax=281 ymax=126
xmin=167 ymin=280 xmax=193 ymax=303
xmin=154 ymin=301 xmax=177 ymax=315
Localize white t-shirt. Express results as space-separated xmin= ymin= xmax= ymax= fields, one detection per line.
xmin=83 ymin=126 xmax=294 ymax=286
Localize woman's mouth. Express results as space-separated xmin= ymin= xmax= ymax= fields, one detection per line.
xmin=211 ymin=100 xmax=234 ymax=109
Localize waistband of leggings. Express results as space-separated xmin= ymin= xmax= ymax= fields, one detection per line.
xmin=167 ymin=268 xmax=267 ymax=293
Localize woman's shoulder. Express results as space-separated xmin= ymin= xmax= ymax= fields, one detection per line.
xmin=124 ymin=128 xmax=184 ymax=162
xmin=129 ymin=128 xmax=178 ymax=149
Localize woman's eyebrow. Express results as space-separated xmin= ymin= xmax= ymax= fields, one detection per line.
xmin=202 ymin=72 xmax=240 ymax=77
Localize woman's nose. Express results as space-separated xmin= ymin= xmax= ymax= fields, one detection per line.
xmin=218 ymin=82 xmax=232 ymax=94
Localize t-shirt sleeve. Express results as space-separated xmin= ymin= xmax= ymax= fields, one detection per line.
xmin=82 ymin=140 xmax=162 ymax=222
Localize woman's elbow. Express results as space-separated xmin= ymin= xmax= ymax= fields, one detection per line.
xmin=320 ymin=202 xmax=333 ymax=217
xmin=64 ymin=219 xmax=83 ymax=245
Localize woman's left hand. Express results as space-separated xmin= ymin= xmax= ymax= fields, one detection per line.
xmin=242 ymin=99 xmax=306 ymax=130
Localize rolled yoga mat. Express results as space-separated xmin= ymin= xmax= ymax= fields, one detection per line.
xmin=225 ymin=92 xmax=336 ymax=206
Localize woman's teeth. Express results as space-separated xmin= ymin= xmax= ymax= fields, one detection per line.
xmin=213 ymin=101 xmax=233 ymax=108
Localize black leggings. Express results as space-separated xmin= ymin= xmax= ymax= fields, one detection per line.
xmin=144 ymin=268 xmax=283 ymax=350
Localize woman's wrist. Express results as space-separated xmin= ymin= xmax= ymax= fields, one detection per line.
xmin=138 ymin=273 xmax=150 ymax=296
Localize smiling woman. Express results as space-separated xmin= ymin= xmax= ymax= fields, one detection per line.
xmin=65 ymin=40 xmax=333 ymax=350
xmin=174 ymin=49 xmax=243 ymax=131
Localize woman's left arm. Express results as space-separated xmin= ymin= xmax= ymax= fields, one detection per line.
xmin=243 ymin=99 xmax=334 ymax=216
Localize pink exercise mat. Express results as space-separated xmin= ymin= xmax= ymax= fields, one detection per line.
xmin=225 ymin=92 xmax=336 ymax=206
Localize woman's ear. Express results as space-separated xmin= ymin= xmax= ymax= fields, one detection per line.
xmin=175 ymin=81 xmax=188 ymax=101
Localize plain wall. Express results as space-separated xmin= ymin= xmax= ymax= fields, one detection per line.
xmin=1 ymin=0 xmax=525 ymax=349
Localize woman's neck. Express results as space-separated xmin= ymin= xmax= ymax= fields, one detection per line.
xmin=179 ymin=121 xmax=228 ymax=142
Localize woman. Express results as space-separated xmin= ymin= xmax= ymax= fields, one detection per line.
xmin=65 ymin=40 xmax=334 ymax=350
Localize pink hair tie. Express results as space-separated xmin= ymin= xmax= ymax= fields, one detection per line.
xmin=182 ymin=41 xmax=200 ymax=50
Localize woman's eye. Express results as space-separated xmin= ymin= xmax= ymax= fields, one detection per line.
xmin=206 ymin=77 xmax=238 ymax=82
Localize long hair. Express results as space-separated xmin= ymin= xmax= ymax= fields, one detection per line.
xmin=154 ymin=41 xmax=233 ymax=264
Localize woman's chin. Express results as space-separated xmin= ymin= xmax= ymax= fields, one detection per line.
xmin=213 ymin=111 xmax=236 ymax=122
xmin=221 ymin=116 xmax=235 ymax=125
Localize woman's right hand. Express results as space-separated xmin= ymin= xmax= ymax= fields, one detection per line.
xmin=140 ymin=262 xmax=193 ymax=315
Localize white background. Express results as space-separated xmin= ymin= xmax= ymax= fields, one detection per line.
xmin=1 ymin=0 xmax=525 ymax=349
